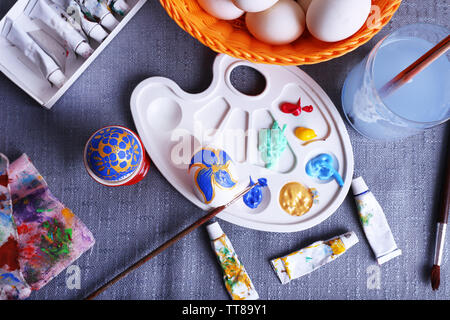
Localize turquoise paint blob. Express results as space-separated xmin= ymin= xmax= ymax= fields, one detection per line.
xmin=306 ymin=154 xmax=344 ymax=187
xmin=243 ymin=177 xmax=267 ymax=209
xmin=258 ymin=121 xmax=288 ymax=169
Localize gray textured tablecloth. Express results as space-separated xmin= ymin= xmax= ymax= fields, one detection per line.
xmin=0 ymin=0 xmax=449 ymax=300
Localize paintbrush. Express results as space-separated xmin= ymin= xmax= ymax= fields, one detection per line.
xmin=379 ymin=34 xmax=450 ymax=98
xmin=85 ymin=182 xmax=259 ymax=300
xmin=431 ymin=132 xmax=450 ymax=290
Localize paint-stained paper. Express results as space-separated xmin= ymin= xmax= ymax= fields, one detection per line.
xmin=2 ymin=154 xmax=95 ymax=296
xmin=0 ymin=154 xmax=31 ymax=300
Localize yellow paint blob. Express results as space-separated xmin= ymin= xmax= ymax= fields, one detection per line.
xmin=294 ymin=127 xmax=317 ymax=141
xmin=279 ymin=182 xmax=314 ymax=216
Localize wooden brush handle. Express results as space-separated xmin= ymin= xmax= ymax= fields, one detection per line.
xmin=85 ymin=205 xmax=225 ymax=300
xmin=438 ymin=132 xmax=450 ymax=224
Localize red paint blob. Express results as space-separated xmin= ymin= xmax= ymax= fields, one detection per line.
xmin=0 ymin=236 xmax=20 ymax=271
xmin=280 ymin=98 xmax=313 ymax=117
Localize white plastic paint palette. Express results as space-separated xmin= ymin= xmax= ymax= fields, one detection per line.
xmin=131 ymin=54 xmax=354 ymax=232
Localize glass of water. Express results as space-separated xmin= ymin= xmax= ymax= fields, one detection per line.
xmin=341 ymin=23 xmax=450 ymax=140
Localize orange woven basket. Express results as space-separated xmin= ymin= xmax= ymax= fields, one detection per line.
xmin=160 ymin=0 xmax=402 ymax=65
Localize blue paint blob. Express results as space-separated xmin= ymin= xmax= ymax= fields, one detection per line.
xmin=257 ymin=178 xmax=268 ymax=187
xmin=243 ymin=177 xmax=267 ymax=209
xmin=305 ymin=154 xmax=344 ymax=187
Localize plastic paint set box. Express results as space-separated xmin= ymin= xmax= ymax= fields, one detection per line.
xmin=0 ymin=0 xmax=147 ymax=109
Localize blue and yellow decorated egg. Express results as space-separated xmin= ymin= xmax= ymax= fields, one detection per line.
xmin=188 ymin=148 xmax=239 ymax=206
xmin=84 ymin=126 xmax=143 ymax=184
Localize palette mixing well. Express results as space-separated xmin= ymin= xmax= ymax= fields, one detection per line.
xmin=131 ymin=54 xmax=354 ymax=232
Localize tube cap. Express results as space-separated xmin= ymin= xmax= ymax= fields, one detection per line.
xmin=88 ymin=24 xmax=108 ymax=43
xmin=101 ymin=13 xmax=119 ymax=32
xmin=113 ymin=0 xmax=130 ymax=14
xmin=48 ymin=70 xmax=66 ymax=88
xmin=206 ymin=222 xmax=224 ymax=240
xmin=340 ymin=231 xmax=359 ymax=249
xmin=352 ymin=176 xmax=368 ymax=196
xmin=377 ymin=249 xmax=402 ymax=265
xmin=75 ymin=42 xmax=94 ymax=59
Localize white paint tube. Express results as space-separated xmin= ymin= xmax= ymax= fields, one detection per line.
xmin=52 ymin=0 xmax=108 ymax=43
xmin=1 ymin=17 xmax=66 ymax=88
xmin=105 ymin=0 xmax=130 ymax=16
xmin=271 ymin=232 xmax=358 ymax=284
xmin=24 ymin=0 xmax=94 ymax=59
xmin=352 ymin=177 xmax=402 ymax=264
xmin=206 ymin=222 xmax=259 ymax=300
xmin=28 ymin=29 xmax=68 ymax=72
xmin=77 ymin=0 xmax=119 ymax=32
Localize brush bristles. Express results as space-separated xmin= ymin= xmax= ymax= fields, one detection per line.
xmin=431 ymin=265 xmax=440 ymax=291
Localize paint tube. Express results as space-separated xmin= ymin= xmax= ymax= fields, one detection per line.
xmin=28 ymin=29 xmax=68 ymax=72
xmin=1 ymin=18 xmax=66 ymax=88
xmin=104 ymin=0 xmax=129 ymax=16
xmin=52 ymin=0 xmax=108 ymax=43
xmin=206 ymin=222 xmax=259 ymax=300
xmin=77 ymin=0 xmax=119 ymax=32
xmin=24 ymin=0 xmax=94 ymax=59
xmin=352 ymin=177 xmax=402 ymax=265
xmin=271 ymin=232 xmax=358 ymax=284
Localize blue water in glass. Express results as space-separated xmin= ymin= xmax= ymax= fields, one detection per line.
xmin=373 ymin=38 xmax=449 ymax=122
xmin=342 ymin=35 xmax=450 ymax=140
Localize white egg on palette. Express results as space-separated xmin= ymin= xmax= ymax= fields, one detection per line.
xmin=306 ymin=0 xmax=372 ymax=42
xmin=232 ymin=0 xmax=279 ymax=12
xmin=246 ymin=0 xmax=305 ymax=45
xmin=197 ymin=0 xmax=244 ymax=20
xmin=188 ymin=148 xmax=240 ymax=207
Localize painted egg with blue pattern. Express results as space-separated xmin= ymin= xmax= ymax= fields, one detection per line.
xmin=188 ymin=147 xmax=239 ymax=206
xmin=84 ymin=126 xmax=149 ymax=185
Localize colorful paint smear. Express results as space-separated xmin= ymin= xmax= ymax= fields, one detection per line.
xmin=0 ymin=153 xmax=31 ymax=300
xmin=6 ymin=154 xmax=95 ymax=293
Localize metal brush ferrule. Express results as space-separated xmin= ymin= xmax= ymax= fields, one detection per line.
xmin=434 ymin=222 xmax=447 ymax=266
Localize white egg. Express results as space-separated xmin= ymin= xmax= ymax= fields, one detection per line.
xmin=197 ymin=0 xmax=244 ymax=20
xmin=189 ymin=148 xmax=239 ymax=207
xmin=306 ymin=0 xmax=372 ymax=42
xmin=297 ymin=0 xmax=313 ymax=12
xmin=232 ymin=0 xmax=279 ymax=12
xmin=246 ymin=0 xmax=306 ymax=45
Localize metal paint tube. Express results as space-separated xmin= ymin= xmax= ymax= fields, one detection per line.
xmin=206 ymin=222 xmax=259 ymax=300
xmin=24 ymin=0 xmax=94 ymax=59
xmin=1 ymin=18 xmax=66 ymax=88
xmin=271 ymin=232 xmax=358 ymax=284
xmin=52 ymin=0 xmax=109 ymax=43
xmin=352 ymin=177 xmax=402 ymax=264
xmin=77 ymin=0 xmax=119 ymax=32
